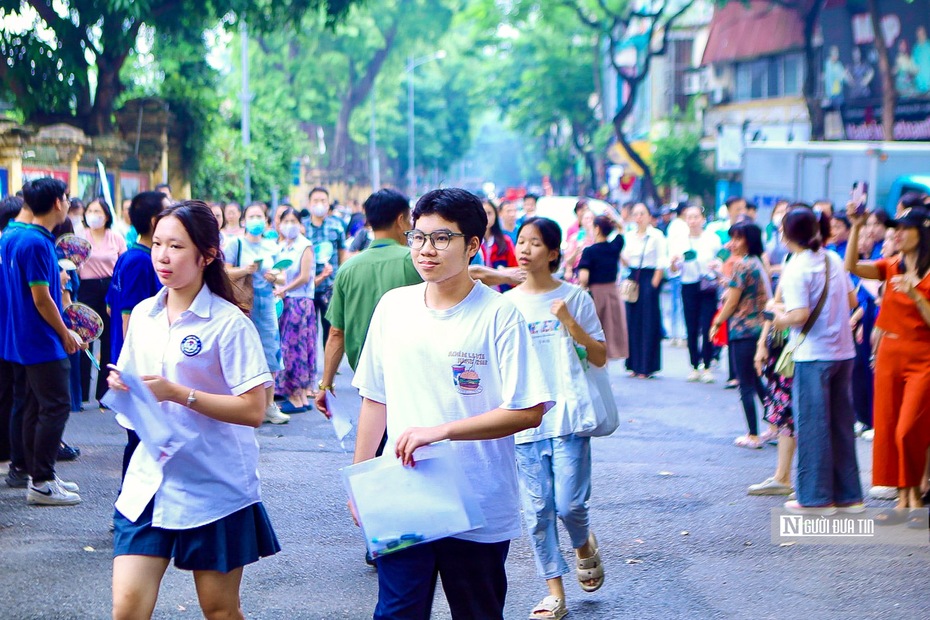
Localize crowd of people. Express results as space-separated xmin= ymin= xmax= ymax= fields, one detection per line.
xmin=1 ymin=176 xmax=929 ymax=619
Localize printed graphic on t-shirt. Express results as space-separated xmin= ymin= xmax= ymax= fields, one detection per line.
xmin=527 ymin=319 xmax=560 ymax=335
xmin=449 ymin=350 xmax=487 ymax=395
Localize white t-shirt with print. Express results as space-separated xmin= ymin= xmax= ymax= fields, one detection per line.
xmin=505 ymin=282 xmax=605 ymax=444
xmin=353 ymin=281 xmax=554 ymax=544
xmin=780 ymin=249 xmax=855 ymax=362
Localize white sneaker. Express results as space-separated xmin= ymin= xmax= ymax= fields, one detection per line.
xmin=747 ymin=477 xmax=794 ymax=496
xmin=700 ymin=369 xmax=715 ymax=384
xmin=263 ymin=403 xmax=290 ymax=425
xmin=27 ymin=479 xmax=82 ymax=506
xmin=868 ymin=486 xmax=898 ymax=501
xmin=29 ymin=475 xmax=79 ymax=493
xmin=687 ymin=369 xmax=701 ymax=382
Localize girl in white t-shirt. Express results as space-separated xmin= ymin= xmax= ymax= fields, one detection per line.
xmin=505 ymin=217 xmax=607 ymax=620
xmin=107 ymin=201 xmax=279 ymax=620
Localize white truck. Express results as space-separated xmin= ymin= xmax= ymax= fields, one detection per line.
xmin=741 ymin=141 xmax=930 ymax=216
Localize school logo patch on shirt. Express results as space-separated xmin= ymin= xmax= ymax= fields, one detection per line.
xmin=180 ymin=335 xmax=203 ymax=357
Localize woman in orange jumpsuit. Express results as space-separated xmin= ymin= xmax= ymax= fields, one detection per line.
xmin=846 ymin=206 xmax=930 ymax=523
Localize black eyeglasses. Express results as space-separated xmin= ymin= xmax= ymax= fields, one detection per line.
xmin=404 ymin=229 xmax=466 ymax=250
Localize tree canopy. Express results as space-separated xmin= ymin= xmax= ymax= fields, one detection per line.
xmin=0 ymin=0 xmax=357 ymax=135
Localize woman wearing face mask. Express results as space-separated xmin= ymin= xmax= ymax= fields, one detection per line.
xmin=273 ymin=209 xmax=318 ymax=413
xmin=224 ymin=203 xmax=288 ymax=424
xmin=765 ymin=200 xmax=790 ymax=290
xmin=79 ymin=197 xmax=127 ymax=403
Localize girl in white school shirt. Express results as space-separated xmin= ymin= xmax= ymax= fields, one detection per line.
xmin=107 ymin=201 xmax=279 ymax=620
xmin=505 ymin=217 xmax=607 ymax=620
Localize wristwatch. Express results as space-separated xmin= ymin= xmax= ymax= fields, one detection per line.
xmin=318 ymin=380 xmax=334 ymax=392
xmin=186 ymin=388 xmax=197 ymax=408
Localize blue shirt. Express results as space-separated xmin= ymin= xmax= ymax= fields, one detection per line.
xmin=0 ymin=221 xmax=27 ymax=362
xmin=306 ymin=217 xmax=346 ymax=293
xmin=1 ymin=224 xmax=67 ymax=365
xmin=106 ymin=243 xmax=162 ymax=362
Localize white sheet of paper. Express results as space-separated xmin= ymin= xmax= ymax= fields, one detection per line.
xmin=341 ymin=441 xmax=486 ymax=558
xmin=326 ymin=392 xmax=355 ymax=445
xmin=101 ymin=370 xmax=196 ymax=465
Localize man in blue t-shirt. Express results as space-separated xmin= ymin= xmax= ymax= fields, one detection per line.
xmin=106 ymin=190 xmax=167 ymax=479
xmin=106 ymin=190 xmax=167 ymax=363
xmin=1 ymin=178 xmax=85 ymax=506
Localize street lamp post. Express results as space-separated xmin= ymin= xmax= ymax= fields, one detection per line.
xmin=405 ymin=50 xmax=445 ymax=198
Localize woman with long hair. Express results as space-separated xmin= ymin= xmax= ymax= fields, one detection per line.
xmin=79 ymin=196 xmax=127 ymax=403
xmin=221 ymin=202 xmax=244 ymax=238
xmin=846 ymin=205 xmax=930 ymax=524
xmin=577 ymin=214 xmax=629 ymax=361
xmin=710 ymin=222 xmax=772 ymax=449
xmin=108 ymin=201 xmax=279 ymax=620
xmin=506 ymin=217 xmax=606 ymax=620
xmin=621 ymin=203 xmax=667 ymax=378
xmin=481 ymin=199 xmax=518 ymax=291
xmin=274 ymin=207 xmax=317 ymax=413
xmin=772 ymin=205 xmax=861 ymax=515
xmin=224 ymin=202 xmax=288 ymax=424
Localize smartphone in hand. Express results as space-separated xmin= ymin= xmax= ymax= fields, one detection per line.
xmin=851 ymin=181 xmax=869 ymax=215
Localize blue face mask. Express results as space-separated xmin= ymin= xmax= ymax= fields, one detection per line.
xmin=245 ymin=218 xmax=266 ymax=236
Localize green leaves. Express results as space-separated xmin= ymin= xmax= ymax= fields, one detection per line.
xmin=652 ymin=129 xmax=713 ymax=199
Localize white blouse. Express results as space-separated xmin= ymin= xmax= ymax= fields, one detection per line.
xmin=622 ymin=227 xmax=669 ymax=270
xmin=668 ymin=230 xmax=722 ymax=284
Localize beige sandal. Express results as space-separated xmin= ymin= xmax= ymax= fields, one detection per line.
xmin=529 ymin=595 xmax=567 ymax=620
xmin=576 ymin=532 xmax=604 ymax=593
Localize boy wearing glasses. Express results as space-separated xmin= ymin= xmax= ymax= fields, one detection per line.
xmin=352 ymin=188 xmax=553 ymax=619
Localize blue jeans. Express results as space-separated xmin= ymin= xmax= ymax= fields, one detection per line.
xmin=792 ymin=360 xmax=863 ymax=507
xmin=374 ymin=537 xmax=509 ymax=620
xmin=515 ymin=435 xmax=591 ymax=579
xmin=662 ymin=276 xmax=686 ymax=340
xmin=250 ymin=292 xmax=283 ymax=373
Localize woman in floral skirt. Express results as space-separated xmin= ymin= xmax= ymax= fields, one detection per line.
xmin=274 ymin=207 xmax=317 ymax=413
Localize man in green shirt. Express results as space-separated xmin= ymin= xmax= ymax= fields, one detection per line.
xmin=315 ymin=189 xmax=422 ymax=416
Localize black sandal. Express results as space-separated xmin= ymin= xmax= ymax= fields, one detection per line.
xmin=874 ymin=508 xmax=911 ymax=526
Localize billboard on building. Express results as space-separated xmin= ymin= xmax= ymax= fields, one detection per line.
xmin=821 ymin=0 xmax=930 ymax=139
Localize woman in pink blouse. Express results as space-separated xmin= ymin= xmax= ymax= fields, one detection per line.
xmin=79 ymin=197 xmax=127 ymax=403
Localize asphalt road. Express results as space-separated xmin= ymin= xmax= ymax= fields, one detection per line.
xmin=1 ymin=342 xmax=927 ymax=620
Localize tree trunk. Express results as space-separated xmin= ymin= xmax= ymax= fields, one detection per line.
xmin=612 ymin=88 xmax=659 ymax=206
xmin=800 ymin=0 xmax=825 ymax=140
xmin=88 ymin=61 xmax=120 ymax=136
xmin=867 ymin=0 xmax=896 ymax=140
xmin=331 ymin=20 xmax=400 ymax=179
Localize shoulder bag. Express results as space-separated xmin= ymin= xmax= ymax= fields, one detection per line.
xmin=229 ymin=237 xmax=255 ymax=312
xmin=620 ymin=234 xmax=647 ymax=303
xmin=557 ymin=288 xmax=620 ymax=437
xmin=774 ymin=256 xmax=830 ymax=378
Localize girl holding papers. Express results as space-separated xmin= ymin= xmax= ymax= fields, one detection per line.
xmin=505 ymin=217 xmax=607 ymax=620
xmin=106 ymin=201 xmax=279 ymax=620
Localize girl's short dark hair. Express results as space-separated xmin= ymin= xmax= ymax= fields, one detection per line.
xmin=783 ymin=205 xmax=830 ymax=252
xmin=155 ymin=201 xmax=242 ymax=311
xmin=728 ymin=221 xmax=764 ymax=257
xmin=517 ymin=217 xmax=563 ymax=273
xmin=277 ymin=206 xmax=300 ymax=223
